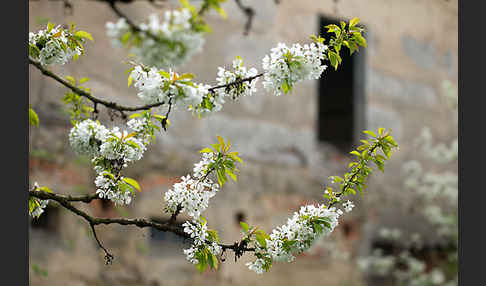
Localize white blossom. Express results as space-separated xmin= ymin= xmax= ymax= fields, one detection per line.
xmin=248 ymin=204 xmax=343 ymax=273
xmin=182 ymin=220 xmax=222 ymax=265
xmin=29 ymin=25 xmax=82 ymax=66
xmin=99 ymin=127 xmax=147 ymax=164
xmin=262 ymin=42 xmax=327 ymax=96
xmin=164 ymin=152 xmax=219 ymax=218
xmin=29 ymin=182 xmax=49 ymax=219
xmin=95 ymin=173 xmax=134 ymax=205
xmin=106 ymin=9 xmax=205 ymax=69
xmin=164 ymin=175 xmax=219 ymax=219
xmin=69 ymin=119 xmax=109 ymax=157
xmin=342 ymin=200 xmax=355 ymax=213
xmin=246 ymin=259 xmax=266 ymax=274
xmin=216 ymin=57 xmax=259 ymax=100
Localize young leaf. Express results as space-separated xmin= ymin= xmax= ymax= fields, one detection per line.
xmin=79 ymin=77 xmax=89 ymax=84
xmin=349 ymin=17 xmax=360 ymax=27
xmin=127 ymin=75 xmax=133 ymax=87
xmin=74 ymin=31 xmax=94 ymax=41
xmin=240 ymin=221 xmax=249 ymax=233
xmin=29 ymin=108 xmax=39 ymax=127
xmin=122 ymin=177 xmax=141 ymax=192
xmin=200 ymin=147 xmax=213 ymax=153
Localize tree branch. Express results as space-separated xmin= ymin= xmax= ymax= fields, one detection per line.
xmin=208 ymin=72 xmax=264 ymax=93
xmin=234 ymin=0 xmax=255 ymax=35
xmin=106 ymin=1 xmax=161 ymax=43
xmin=90 ymin=223 xmax=114 ymax=264
xmin=29 ymin=190 xmax=255 ymax=262
xmin=29 ymin=56 xmax=265 ymax=115
xmin=29 ymin=57 xmax=166 ymax=112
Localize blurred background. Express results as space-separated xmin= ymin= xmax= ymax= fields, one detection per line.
xmin=28 ymin=0 xmax=458 ymax=285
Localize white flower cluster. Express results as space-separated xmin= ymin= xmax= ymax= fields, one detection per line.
xmin=247 ymin=204 xmax=344 ymax=274
xmin=246 ymin=258 xmax=267 ymax=274
xmin=342 ymin=200 xmax=355 ymax=213
xmin=130 ymin=65 xmax=214 ymax=114
xmin=99 ymin=127 xmax=147 ymax=163
xmin=415 ymin=127 xmax=458 ymax=164
xmin=30 ymin=199 xmax=48 ymax=218
xmin=182 ymin=220 xmax=222 ymax=265
xmin=69 ymin=119 xmax=149 ymax=205
xmin=378 ymin=228 xmax=402 ymax=241
xmin=358 ymin=249 xmax=449 ymax=286
xmin=95 ymin=172 xmax=133 ymax=205
xmin=216 ymin=57 xmax=259 ymax=100
xmin=69 ymin=119 xmax=109 ymax=157
xmin=106 ymin=9 xmax=205 ymax=69
xmin=359 ymin=82 xmax=458 ymax=286
xmin=262 ymin=42 xmax=328 ymax=96
xmin=29 ymin=183 xmax=49 ymax=219
xmin=29 ymin=25 xmax=82 ymax=66
xmin=164 ymin=152 xmax=218 ymax=219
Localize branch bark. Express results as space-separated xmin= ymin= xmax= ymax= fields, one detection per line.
xmin=29 ymin=190 xmax=254 ymax=262
xmin=29 ymin=57 xmax=167 ymax=112
xmin=234 ymin=0 xmax=255 ymax=35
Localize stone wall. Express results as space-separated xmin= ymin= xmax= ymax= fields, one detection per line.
xmin=29 ymin=0 xmax=458 ymax=285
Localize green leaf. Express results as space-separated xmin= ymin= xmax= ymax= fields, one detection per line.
xmin=158 ymin=70 xmax=171 ymax=79
xmin=208 ymin=253 xmax=218 ymax=270
xmin=328 ymin=51 xmax=338 ymax=70
xmin=196 ymin=257 xmax=207 ymax=273
xmin=29 ymin=108 xmax=39 ymax=127
xmin=353 ymin=33 xmax=367 ymax=47
xmin=225 ymin=169 xmax=237 ymax=182
xmin=363 ymin=130 xmax=377 ymax=137
xmin=127 ymin=75 xmax=133 ymax=87
xmin=74 ymin=30 xmax=93 ymax=41
xmin=383 ymin=135 xmax=398 ymax=147
xmin=217 ymin=136 xmax=225 ymax=152
xmin=207 ymin=229 xmax=220 ymax=243
xmin=121 ymin=31 xmax=132 ymax=44
xmin=32 ymin=264 xmax=48 ymax=277
xmin=39 ymin=186 xmax=52 ymax=193
xmin=125 ymin=67 xmax=135 ymax=75
xmin=79 ymin=77 xmax=89 ymax=84
xmin=256 ymin=233 xmax=267 ymax=248
xmin=350 ymin=151 xmax=361 ymax=157
xmin=240 ymin=221 xmax=249 ymax=233
xmin=129 ymin=113 xmax=142 ymax=119
xmin=65 ymin=76 xmax=76 ymax=85
xmin=349 ymin=17 xmax=360 ymax=27
xmin=281 ymin=79 xmax=290 ymax=94
xmin=178 ymin=73 xmax=194 ymax=80
xmin=200 ymin=147 xmax=213 ymax=153
xmin=47 ymin=21 xmax=54 ymax=32
xmin=214 ymin=6 xmax=227 ymax=19
xmin=122 ymin=177 xmax=141 ymax=192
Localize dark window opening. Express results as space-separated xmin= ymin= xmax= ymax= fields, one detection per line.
xmin=30 ymin=204 xmax=60 ymax=232
xmin=342 ymin=222 xmax=353 ymax=238
xmin=100 ymin=198 xmax=112 ymax=211
xmin=234 ymin=211 xmax=246 ymax=226
xmin=318 ymin=15 xmax=366 ymax=153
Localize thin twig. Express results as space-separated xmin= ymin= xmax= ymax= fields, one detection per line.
xmin=234 ymin=0 xmax=255 ymax=35
xmin=208 ymin=72 xmax=264 ymax=93
xmin=90 ymin=223 xmax=114 ymax=264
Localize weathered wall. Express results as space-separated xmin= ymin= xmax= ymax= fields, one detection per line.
xmin=29 ymin=0 xmax=458 ymax=285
